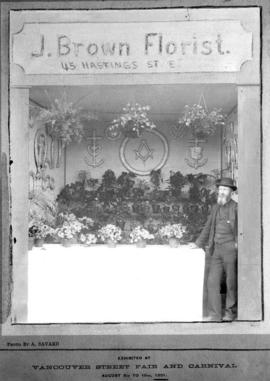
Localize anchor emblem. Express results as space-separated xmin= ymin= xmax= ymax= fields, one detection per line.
xmin=84 ymin=129 xmax=104 ymax=168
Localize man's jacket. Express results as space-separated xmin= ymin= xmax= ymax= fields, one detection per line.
xmin=195 ymin=199 xmax=238 ymax=256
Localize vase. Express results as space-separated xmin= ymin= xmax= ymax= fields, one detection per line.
xmin=34 ymin=238 xmax=44 ymax=248
xmin=107 ymin=239 xmax=117 ymax=248
xmin=168 ymin=238 xmax=179 ymax=248
xmin=136 ymin=239 xmax=146 ymax=248
xmin=62 ymin=238 xmax=73 ymax=247
xmin=28 ymin=237 xmax=34 ymax=251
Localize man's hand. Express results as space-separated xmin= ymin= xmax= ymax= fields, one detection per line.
xmin=188 ymin=242 xmax=199 ymax=249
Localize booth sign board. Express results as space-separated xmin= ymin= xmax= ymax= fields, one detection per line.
xmin=12 ymin=20 xmax=252 ymax=74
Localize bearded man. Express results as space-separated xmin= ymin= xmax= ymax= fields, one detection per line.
xmin=189 ymin=177 xmax=238 ymax=322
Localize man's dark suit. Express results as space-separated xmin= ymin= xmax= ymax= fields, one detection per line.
xmin=195 ymin=199 xmax=238 ymax=320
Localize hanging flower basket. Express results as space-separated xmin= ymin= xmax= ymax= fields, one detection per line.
xmin=122 ymin=120 xmax=143 ymax=138
xmin=108 ymin=103 xmax=156 ymax=138
xmin=179 ymin=104 xmax=225 ymax=141
xmin=38 ymin=92 xmax=97 ymax=146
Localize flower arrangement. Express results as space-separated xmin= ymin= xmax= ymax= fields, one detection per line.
xmin=129 ymin=226 xmax=154 ymax=243
xmin=159 ymin=224 xmax=185 ymax=240
xmin=55 ymin=169 xmax=216 ymax=242
xmin=79 ymin=216 xmax=94 ymax=230
xmin=98 ymin=224 xmax=122 ymax=243
xmin=29 ymin=213 xmax=54 ymax=240
xmin=28 ymin=221 xmax=54 ymax=240
xmin=55 ymin=213 xmax=85 ymax=241
xmin=39 ymin=92 xmax=96 ymax=146
xmin=108 ymin=103 xmax=156 ymax=138
xmin=179 ymin=104 xmax=225 ymax=140
xmin=79 ymin=233 xmax=97 ymax=245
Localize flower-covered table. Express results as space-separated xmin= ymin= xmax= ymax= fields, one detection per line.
xmin=28 ymin=244 xmax=205 ymax=323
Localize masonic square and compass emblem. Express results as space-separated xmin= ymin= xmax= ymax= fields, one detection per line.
xmin=120 ymin=128 xmax=168 ymax=175
xmin=134 ymin=139 xmax=155 ymax=164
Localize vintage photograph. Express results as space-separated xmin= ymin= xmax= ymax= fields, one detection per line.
xmin=1 ymin=2 xmax=269 ymax=380
xmin=7 ymin=6 xmax=260 ymax=326
xmin=26 ymin=84 xmax=238 ymax=323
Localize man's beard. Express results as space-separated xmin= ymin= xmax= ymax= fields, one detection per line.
xmin=217 ymin=194 xmax=230 ymax=205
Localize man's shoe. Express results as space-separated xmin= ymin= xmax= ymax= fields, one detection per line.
xmin=203 ymin=316 xmax=222 ymax=322
xmin=222 ymin=313 xmax=235 ymax=322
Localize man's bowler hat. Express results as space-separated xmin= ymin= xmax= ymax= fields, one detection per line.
xmin=216 ymin=177 xmax=237 ymax=191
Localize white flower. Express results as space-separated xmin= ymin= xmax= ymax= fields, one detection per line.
xmin=159 ymin=224 xmax=185 ymax=240
xmin=85 ymin=234 xmax=97 ymax=245
xmin=98 ymin=224 xmax=122 ymax=243
xmin=80 ymin=234 xmax=86 ymax=243
xmin=129 ymin=226 xmax=154 ymax=243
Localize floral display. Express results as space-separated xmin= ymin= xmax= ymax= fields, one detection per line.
xmin=38 ymin=92 xmax=96 ymax=145
xmin=129 ymin=226 xmax=154 ymax=243
xmin=55 ymin=213 xmax=86 ymax=240
xmin=56 ymin=169 xmax=217 ymax=241
xmin=78 ymin=216 xmax=95 ymax=230
xmin=108 ymin=103 xmax=156 ymax=137
xmin=179 ymin=104 xmax=225 ymax=140
xmin=98 ymin=224 xmax=122 ymax=243
xmin=159 ymin=224 xmax=185 ymax=241
xmin=29 ymin=213 xmax=54 ymax=240
xmin=29 ymin=221 xmax=54 ymax=240
xmin=79 ymin=233 xmax=97 ymax=245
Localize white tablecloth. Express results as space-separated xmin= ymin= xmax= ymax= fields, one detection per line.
xmin=28 ymin=244 xmax=205 ymax=323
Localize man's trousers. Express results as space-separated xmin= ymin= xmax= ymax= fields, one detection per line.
xmin=207 ymin=241 xmax=237 ymax=320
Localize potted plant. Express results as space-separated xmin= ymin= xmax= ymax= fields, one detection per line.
xmin=38 ymin=92 xmax=96 ymax=146
xmin=179 ymin=103 xmax=225 ymax=163
xmin=168 ymin=171 xmax=186 ymax=200
xmin=150 ymin=169 xmax=162 ymax=189
xmin=28 ymin=220 xmax=54 ymax=248
xmin=79 ymin=233 xmax=97 ymax=246
xmin=98 ymin=224 xmax=122 ymax=247
xmin=76 ymin=216 xmax=97 ymax=245
xmin=108 ymin=103 xmax=156 ymax=138
xmin=159 ymin=223 xmax=186 ymax=247
xmin=98 ymin=170 xmax=118 ymax=205
xmin=28 ymin=226 xmax=36 ymax=250
xmin=116 ymin=171 xmax=136 ymax=200
xmin=55 ymin=213 xmax=85 ymax=247
xmin=78 ymin=216 xmax=95 ymax=232
xmin=129 ymin=226 xmax=154 ymax=248
xmin=150 ymin=169 xmax=163 ymax=214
